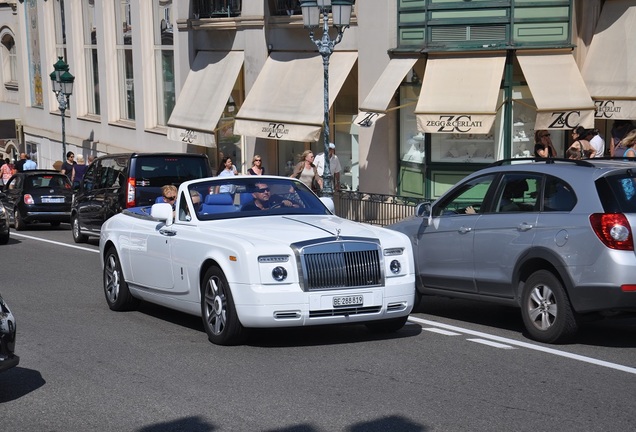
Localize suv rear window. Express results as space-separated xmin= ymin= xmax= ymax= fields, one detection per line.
xmin=598 ymin=174 xmax=636 ymax=213
xmin=134 ymin=156 xmax=210 ymax=187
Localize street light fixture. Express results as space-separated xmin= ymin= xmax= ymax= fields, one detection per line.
xmin=300 ymin=0 xmax=353 ymax=198
xmin=50 ymin=56 xmax=75 ymax=161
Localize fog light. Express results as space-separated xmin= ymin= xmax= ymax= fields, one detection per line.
xmin=272 ymin=266 xmax=288 ymax=281
xmin=390 ymin=260 xmax=401 ymax=274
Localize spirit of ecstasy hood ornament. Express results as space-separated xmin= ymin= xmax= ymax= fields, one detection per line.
xmin=335 ymin=228 xmax=341 ymax=240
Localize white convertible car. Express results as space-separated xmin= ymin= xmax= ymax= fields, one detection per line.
xmin=100 ymin=175 xmax=415 ymax=345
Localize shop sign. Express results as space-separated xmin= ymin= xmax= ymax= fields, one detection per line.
xmin=417 ymin=114 xmax=495 ymax=134
xmin=353 ymin=112 xmax=385 ymax=127
xmin=594 ymin=100 xmax=636 ymax=120
xmin=536 ymin=110 xmax=594 ymax=130
xmin=167 ymin=127 xmax=216 ymax=147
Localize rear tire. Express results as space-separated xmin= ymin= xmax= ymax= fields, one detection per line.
xmin=71 ymin=214 xmax=88 ymax=243
xmin=103 ymin=248 xmax=139 ymax=311
xmin=366 ymin=316 xmax=409 ymax=333
xmin=521 ymin=270 xmax=578 ymax=343
xmin=201 ymin=266 xmax=245 ymax=345
xmin=13 ymin=208 xmax=24 ymax=231
xmin=0 ymin=232 xmax=8 ymax=245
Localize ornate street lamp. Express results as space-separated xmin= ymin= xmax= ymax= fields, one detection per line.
xmin=300 ymin=0 xmax=353 ymax=198
xmin=50 ymin=56 xmax=75 ymax=161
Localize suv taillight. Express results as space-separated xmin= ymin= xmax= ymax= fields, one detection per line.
xmin=126 ymin=177 xmax=136 ymax=208
xmin=589 ymin=213 xmax=634 ymax=251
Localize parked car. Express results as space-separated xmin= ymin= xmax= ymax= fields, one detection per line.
xmin=71 ymin=152 xmax=212 ymax=243
xmin=0 ymin=292 xmax=19 ymax=373
xmin=100 ymin=175 xmax=415 ymax=345
xmin=388 ymin=158 xmax=636 ymax=344
xmin=0 ymin=201 xmax=9 ymax=244
xmin=0 ymin=170 xmax=73 ymax=230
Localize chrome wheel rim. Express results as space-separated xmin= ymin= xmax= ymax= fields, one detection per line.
xmin=204 ymin=276 xmax=226 ymax=336
xmin=104 ymin=254 xmax=120 ymax=303
xmin=527 ymin=284 xmax=557 ymax=331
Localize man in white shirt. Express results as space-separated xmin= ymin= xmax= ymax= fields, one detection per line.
xmin=586 ymin=129 xmax=606 ymax=157
xmin=314 ymin=143 xmax=342 ymax=191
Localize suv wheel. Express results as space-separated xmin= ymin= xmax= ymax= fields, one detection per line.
xmin=71 ymin=214 xmax=88 ymax=243
xmin=521 ymin=270 xmax=578 ymax=344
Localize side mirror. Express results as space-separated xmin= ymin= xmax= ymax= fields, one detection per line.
xmin=319 ymin=197 xmax=335 ymax=214
xmin=151 ymin=202 xmax=174 ymax=225
xmin=415 ymin=202 xmax=431 ymax=217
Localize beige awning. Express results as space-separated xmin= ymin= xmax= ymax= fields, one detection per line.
xmin=167 ymin=51 xmax=244 ymax=147
xmin=582 ymin=0 xmax=636 ymax=120
xmin=415 ymin=54 xmax=506 ymax=134
xmin=517 ymin=52 xmax=595 ymax=130
xmin=354 ymin=57 xmax=419 ymax=127
xmin=234 ymin=51 xmax=358 ymax=142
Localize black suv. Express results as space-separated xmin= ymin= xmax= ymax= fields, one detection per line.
xmin=71 ymin=152 xmax=212 ymax=243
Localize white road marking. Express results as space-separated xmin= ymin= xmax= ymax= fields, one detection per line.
xmin=11 ymin=232 xmax=100 ymax=253
xmin=408 ymin=316 xmax=636 ymax=375
xmin=423 ymin=327 xmax=462 ymax=336
xmin=467 ymin=338 xmax=516 ymax=349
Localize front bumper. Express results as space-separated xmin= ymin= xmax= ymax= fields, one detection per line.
xmin=0 ymin=353 xmax=19 ymax=372
xmin=232 ymin=278 xmax=415 ymax=328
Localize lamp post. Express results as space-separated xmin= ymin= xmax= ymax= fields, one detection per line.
xmin=50 ymin=56 xmax=75 ymax=161
xmin=300 ymin=0 xmax=353 ymax=198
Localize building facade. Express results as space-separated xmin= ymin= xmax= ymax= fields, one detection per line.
xmin=0 ymin=1 xmax=632 ymax=199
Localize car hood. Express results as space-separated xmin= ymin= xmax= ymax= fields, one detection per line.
xmin=201 ymin=214 xmax=401 ymax=246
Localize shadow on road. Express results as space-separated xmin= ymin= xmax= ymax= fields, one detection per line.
xmin=136 ymin=301 xmax=421 ymax=348
xmin=414 ymin=295 xmax=636 ymax=348
xmin=0 ymin=367 xmax=45 ymax=403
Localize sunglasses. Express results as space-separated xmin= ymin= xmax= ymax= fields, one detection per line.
xmin=541 ymin=134 xmax=551 ymax=138
xmin=255 ymin=187 xmax=270 ymax=193
xmin=254 ymin=159 xmax=262 ymax=162
xmin=164 ymin=196 xmax=176 ymax=201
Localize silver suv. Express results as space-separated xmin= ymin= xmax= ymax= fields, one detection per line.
xmin=388 ymin=158 xmax=636 ymax=343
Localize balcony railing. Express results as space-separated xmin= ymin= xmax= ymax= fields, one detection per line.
xmin=193 ymin=0 xmax=242 ymax=19
xmin=333 ymin=190 xmax=420 ymax=227
xmin=270 ymin=0 xmax=301 ymax=16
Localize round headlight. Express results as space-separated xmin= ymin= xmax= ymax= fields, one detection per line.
xmin=390 ymin=259 xmax=401 ymax=274
xmin=272 ymin=266 xmax=288 ymax=281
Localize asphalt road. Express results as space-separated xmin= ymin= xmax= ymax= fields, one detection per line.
xmin=1 ymin=224 xmax=635 ymax=432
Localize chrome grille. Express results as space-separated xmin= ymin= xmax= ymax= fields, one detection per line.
xmin=310 ymin=306 xmax=382 ymax=318
xmin=297 ymin=239 xmax=383 ymax=291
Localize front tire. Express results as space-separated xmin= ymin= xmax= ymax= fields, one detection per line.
xmin=103 ymin=248 xmax=139 ymax=311
xmin=201 ymin=266 xmax=245 ymax=345
xmin=71 ymin=214 xmax=88 ymax=243
xmin=0 ymin=232 xmax=8 ymax=245
xmin=521 ymin=270 xmax=578 ymax=343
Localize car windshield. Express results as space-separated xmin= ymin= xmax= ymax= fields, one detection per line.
xmin=187 ymin=177 xmax=330 ymax=220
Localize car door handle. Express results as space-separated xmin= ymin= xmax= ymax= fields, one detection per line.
xmin=458 ymin=226 xmax=472 ymax=234
xmin=517 ymin=222 xmax=533 ymax=231
xmin=159 ymin=229 xmax=176 ymax=237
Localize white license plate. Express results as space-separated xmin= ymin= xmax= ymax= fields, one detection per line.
xmin=42 ymin=197 xmax=64 ymax=203
xmin=333 ymin=295 xmax=363 ymax=308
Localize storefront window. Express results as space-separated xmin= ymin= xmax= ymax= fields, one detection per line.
xmin=512 ymin=86 xmax=566 ymax=158
xmin=400 ymin=85 xmax=425 ymax=164
xmin=429 ymin=90 xmax=504 ymax=164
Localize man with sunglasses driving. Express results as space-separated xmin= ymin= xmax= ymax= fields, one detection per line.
xmin=242 ymin=182 xmax=295 ymax=211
